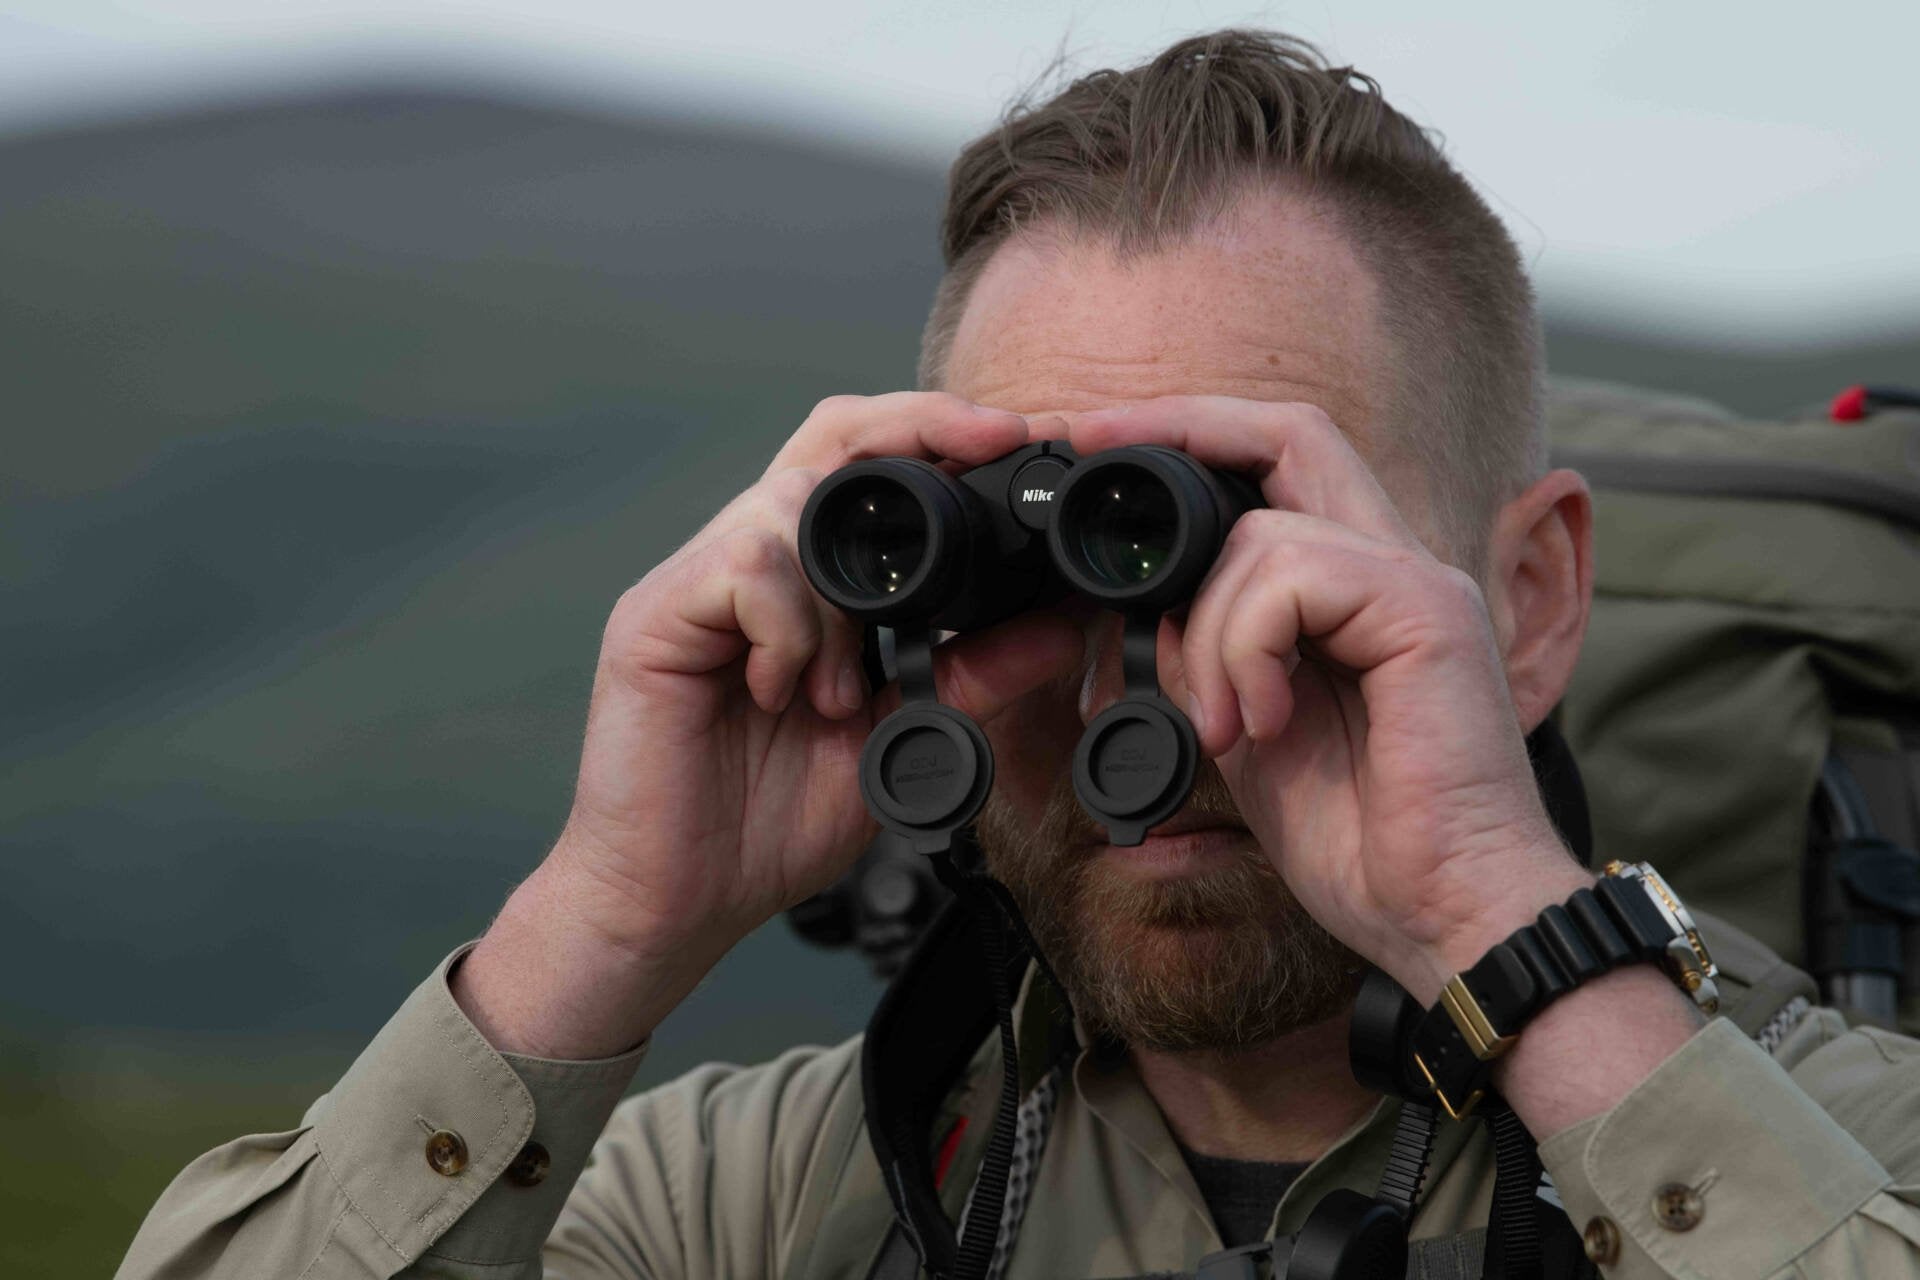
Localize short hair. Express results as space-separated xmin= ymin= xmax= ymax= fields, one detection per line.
xmin=918 ymin=29 xmax=1545 ymax=578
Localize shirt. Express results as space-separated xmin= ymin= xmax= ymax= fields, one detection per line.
xmin=1176 ymin=1147 xmax=1310 ymax=1249
xmin=117 ymin=909 xmax=1920 ymax=1279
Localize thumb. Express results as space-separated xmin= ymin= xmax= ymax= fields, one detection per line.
xmin=869 ymin=611 xmax=1085 ymax=724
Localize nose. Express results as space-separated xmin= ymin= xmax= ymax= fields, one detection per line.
xmin=1077 ymin=610 xmax=1193 ymax=727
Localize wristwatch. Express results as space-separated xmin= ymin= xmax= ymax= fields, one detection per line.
xmin=1409 ymin=860 xmax=1719 ymax=1120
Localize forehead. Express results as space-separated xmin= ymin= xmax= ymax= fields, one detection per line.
xmin=941 ymin=192 xmax=1386 ymax=446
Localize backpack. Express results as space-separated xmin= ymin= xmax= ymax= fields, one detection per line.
xmin=1546 ymin=378 xmax=1920 ymax=1032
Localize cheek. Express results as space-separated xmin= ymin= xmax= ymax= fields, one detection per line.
xmin=984 ymin=682 xmax=1081 ymax=815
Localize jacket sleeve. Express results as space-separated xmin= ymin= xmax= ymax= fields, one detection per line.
xmin=116 ymin=944 xmax=649 ymax=1280
xmin=1537 ymin=1009 xmax=1920 ymax=1279
xmin=539 ymin=1035 xmax=869 ymax=1280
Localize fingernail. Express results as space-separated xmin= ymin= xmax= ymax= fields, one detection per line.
xmin=837 ymin=663 xmax=865 ymax=711
xmin=1080 ymin=403 xmax=1132 ymax=420
xmin=1185 ymin=693 xmax=1208 ymax=742
xmin=1238 ymin=696 xmax=1263 ymax=740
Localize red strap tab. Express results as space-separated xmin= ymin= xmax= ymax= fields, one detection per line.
xmin=933 ymin=1116 xmax=970 ymax=1188
xmin=1830 ymin=384 xmax=1869 ymax=422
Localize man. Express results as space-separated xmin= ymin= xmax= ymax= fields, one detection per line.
xmin=121 ymin=29 xmax=1920 ymax=1280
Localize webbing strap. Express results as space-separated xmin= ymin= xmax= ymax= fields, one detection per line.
xmin=1376 ymin=1101 xmax=1439 ymax=1218
xmin=1482 ymin=1103 xmax=1544 ymax=1280
xmin=948 ymin=872 xmax=1022 ymax=1280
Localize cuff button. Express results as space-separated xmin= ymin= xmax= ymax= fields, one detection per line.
xmin=425 ymin=1129 xmax=469 ymax=1177
xmin=1652 ymin=1182 xmax=1704 ymax=1231
xmin=1582 ymin=1216 xmax=1620 ymax=1266
xmin=506 ymin=1140 xmax=552 ymax=1188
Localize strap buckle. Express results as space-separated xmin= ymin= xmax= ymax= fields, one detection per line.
xmin=1412 ymin=1052 xmax=1484 ymax=1121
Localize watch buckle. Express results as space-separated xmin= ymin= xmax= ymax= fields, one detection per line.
xmin=1413 ymin=1052 xmax=1484 ymax=1121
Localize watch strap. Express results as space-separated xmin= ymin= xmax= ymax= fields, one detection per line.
xmin=1410 ymin=883 xmax=1671 ymax=1119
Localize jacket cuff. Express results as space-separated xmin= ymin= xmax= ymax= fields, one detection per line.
xmin=308 ymin=943 xmax=648 ymax=1268
xmin=1537 ymin=1017 xmax=1888 ymax=1277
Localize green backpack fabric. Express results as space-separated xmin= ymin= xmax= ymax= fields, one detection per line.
xmin=1547 ymin=378 xmax=1920 ymax=1031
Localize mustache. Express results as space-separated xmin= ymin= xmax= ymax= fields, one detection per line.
xmin=978 ymin=751 xmax=1252 ymax=886
xmin=1034 ymin=755 xmax=1248 ymax=850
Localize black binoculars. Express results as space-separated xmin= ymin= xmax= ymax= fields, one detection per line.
xmin=799 ymin=441 xmax=1260 ymax=851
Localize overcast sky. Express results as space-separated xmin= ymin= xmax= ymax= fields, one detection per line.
xmin=3 ymin=1 xmax=1914 ymax=345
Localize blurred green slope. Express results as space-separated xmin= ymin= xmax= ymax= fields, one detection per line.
xmin=1 ymin=88 xmax=1914 ymax=1276
xmin=2 ymin=92 xmax=939 ymax=1274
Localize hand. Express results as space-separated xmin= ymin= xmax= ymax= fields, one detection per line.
xmin=1066 ymin=396 xmax=1593 ymax=1003
xmin=458 ymin=393 xmax=1084 ymax=1057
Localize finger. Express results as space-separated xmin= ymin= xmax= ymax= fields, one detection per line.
xmin=655 ymin=528 xmax=825 ymax=713
xmin=706 ymin=470 xmax=873 ymax=720
xmin=1023 ymin=410 xmax=1074 ymax=443
xmin=1215 ymin=538 xmax=1473 ymax=740
xmin=1218 ymin=550 xmax=1305 ymax=742
xmin=1065 ymin=396 xmax=1423 ymax=552
xmin=1184 ymin=509 xmax=1398 ymax=751
xmin=1179 ymin=543 xmax=1262 ymax=754
xmin=799 ymin=598 xmax=870 ymax=720
xmin=662 ymin=471 xmax=859 ymax=718
xmin=768 ymin=391 xmax=1028 ymax=474
xmin=868 ymin=611 xmax=1085 ymax=725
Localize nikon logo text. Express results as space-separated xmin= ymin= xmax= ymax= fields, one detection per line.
xmin=1022 ymin=488 xmax=1054 ymax=501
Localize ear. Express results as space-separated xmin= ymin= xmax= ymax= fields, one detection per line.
xmin=1483 ymin=469 xmax=1593 ymax=733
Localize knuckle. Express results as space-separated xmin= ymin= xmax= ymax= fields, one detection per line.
xmin=764 ymin=465 xmax=825 ymax=509
xmin=921 ymin=390 xmax=975 ymax=416
xmin=806 ymin=393 xmax=863 ymax=424
xmin=718 ymin=526 xmax=790 ymax=578
xmin=1218 ymin=620 xmax=1262 ymax=670
xmin=1430 ymin=563 xmax=1487 ymax=615
xmin=1226 ymin=507 xmax=1286 ymax=550
xmin=1252 ymin=539 xmax=1303 ymax=576
xmin=605 ymin=578 xmax=655 ymax=636
xmin=1278 ymin=400 xmax=1340 ymax=434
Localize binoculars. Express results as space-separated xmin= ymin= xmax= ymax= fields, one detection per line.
xmin=799 ymin=441 xmax=1260 ymax=851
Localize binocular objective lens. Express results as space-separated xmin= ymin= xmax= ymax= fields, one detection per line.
xmin=1063 ymin=467 xmax=1181 ymax=590
xmin=816 ymin=477 xmax=930 ymax=600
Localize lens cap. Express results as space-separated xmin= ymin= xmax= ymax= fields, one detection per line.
xmin=859 ymin=703 xmax=995 ymax=854
xmin=1072 ymin=694 xmax=1197 ymax=846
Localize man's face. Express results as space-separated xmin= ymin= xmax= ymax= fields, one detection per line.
xmin=943 ymin=194 xmax=1408 ymax=1052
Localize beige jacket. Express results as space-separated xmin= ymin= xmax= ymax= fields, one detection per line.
xmin=119 ymin=911 xmax=1920 ymax=1279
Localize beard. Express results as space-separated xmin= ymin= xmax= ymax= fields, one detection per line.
xmin=976 ymin=755 xmax=1362 ymax=1054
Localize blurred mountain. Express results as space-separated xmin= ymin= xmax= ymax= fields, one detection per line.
xmin=0 ymin=90 xmax=948 ymax=1071
xmin=4 ymin=86 xmax=1917 ymax=1058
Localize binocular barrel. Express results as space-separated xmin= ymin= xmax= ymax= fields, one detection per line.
xmin=798 ymin=457 xmax=979 ymax=625
xmin=799 ymin=442 xmax=1261 ymax=851
xmin=799 ymin=444 xmax=1259 ymax=627
xmin=1049 ymin=445 xmax=1260 ymax=611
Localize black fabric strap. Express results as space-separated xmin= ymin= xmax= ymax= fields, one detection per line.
xmin=1482 ymin=1102 xmax=1543 ymax=1280
xmin=861 ymin=897 xmax=994 ymax=1278
xmin=1375 ymin=1100 xmax=1439 ymax=1218
xmin=948 ymin=871 xmax=1022 ymax=1280
xmin=861 ymin=840 xmax=1032 ymax=1280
